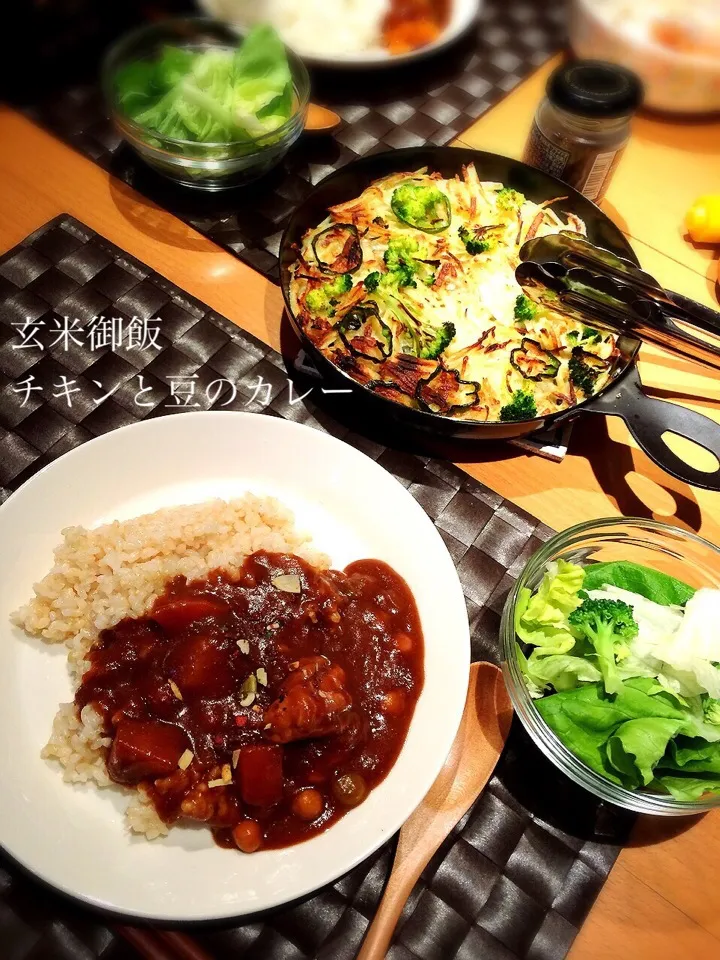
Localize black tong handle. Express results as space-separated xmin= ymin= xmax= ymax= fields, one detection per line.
xmin=517 ymin=234 xmax=720 ymax=370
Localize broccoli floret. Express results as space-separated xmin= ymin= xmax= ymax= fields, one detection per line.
xmin=496 ymin=187 xmax=526 ymax=211
xmin=419 ymin=321 xmax=456 ymax=360
xmin=568 ymin=346 xmax=600 ymax=395
xmin=581 ymin=326 xmax=602 ymax=344
xmin=499 ymin=389 xmax=537 ymax=422
xmin=568 ymin=326 xmax=602 ymax=346
xmin=305 ymin=288 xmax=328 ymax=313
xmin=326 ymin=274 xmax=352 ymax=297
xmin=378 ymin=237 xmax=439 ymax=289
xmin=383 ymin=237 xmax=420 ymax=288
xmin=568 ymin=597 xmax=638 ymax=695
xmin=305 ymin=273 xmax=353 ymax=315
xmin=458 ymin=225 xmax=496 ymax=255
xmin=363 ymin=271 xmax=381 ymax=292
xmin=384 ymin=237 xmax=420 ymax=269
xmin=514 ymin=294 xmax=537 ymax=324
xmin=391 ymin=182 xmax=452 ymax=233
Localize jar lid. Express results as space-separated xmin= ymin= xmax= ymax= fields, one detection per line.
xmin=547 ymin=60 xmax=643 ymax=118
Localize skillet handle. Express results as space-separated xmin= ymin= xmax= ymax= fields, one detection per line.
xmin=581 ymin=365 xmax=720 ymax=491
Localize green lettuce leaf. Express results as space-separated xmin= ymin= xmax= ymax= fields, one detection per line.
xmin=114 ymin=24 xmax=293 ymax=146
xmin=154 ymin=45 xmax=195 ymax=90
xmin=659 ymin=736 xmax=720 ymax=774
xmin=583 ymin=561 xmax=695 ymax=607
xmin=521 ymin=652 xmax=602 ymax=693
xmin=651 ymin=774 xmax=720 ymax=801
xmin=535 ymin=683 xmax=628 ymax=785
xmin=233 ymin=23 xmax=292 ymax=128
xmin=535 ymin=678 xmax=696 ymax=788
xmin=515 ymin=559 xmax=584 ymax=655
xmin=607 ymin=718 xmax=684 ymax=786
xmin=612 ymin=676 xmax=690 ymax=721
xmin=704 ymin=698 xmax=720 ymax=725
xmin=115 ymin=60 xmax=161 ymax=115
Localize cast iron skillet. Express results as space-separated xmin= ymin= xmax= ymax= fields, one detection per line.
xmin=280 ymin=147 xmax=720 ymax=491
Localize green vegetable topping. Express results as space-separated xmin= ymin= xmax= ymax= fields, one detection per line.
xmin=312 ymin=223 xmax=363 ymax=274
xmin=514 ymin=293 xmax=537 ymax=324
xmin=305 ymin=274 xmax=353 ymax=316
xmin=500 ymin=389 xmax=537 ymax=422
xmin=568 ymin=346 xmax=611 ymax=396
xmin=390 ymin=182 xmax=452 ymax=234
xmin=568 ymin=326 xmax=603 ymax=345
xmin=115 ymin=25 xmax=294 ymax=146
xmin=457 ymin=224 xmax=502 ymax=255
xmin=496 ymin=187 xmax=526 ymax=211
xmin=419 ymin=322 xmax=456 ymax=360
xmin=383 ymin=237 xmax=421 ymax=288
xmin=568 ymin=597 xmax=639 ymax=696
xmin=338 ymin=302 xmax=392 ymax=363
xmin=510 ymin=338 xmax=560 ymax=382
xmin=416 ymin=366 xmax=479 ymax=414
xmin=365 ymin=237 xmax=436 ymax=291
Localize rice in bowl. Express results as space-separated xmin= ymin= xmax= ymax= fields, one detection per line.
xmin=13 ymin=494 xmax=328 ymax=839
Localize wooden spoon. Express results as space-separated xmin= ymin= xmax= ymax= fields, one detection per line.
xmin=357 ymin=661 xmax=513 ymax=960
xmin=305 ymin=102 xmax=342 ymax=133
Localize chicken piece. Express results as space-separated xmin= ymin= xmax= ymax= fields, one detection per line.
xmin=264 ymin=656 xmax=353 ymax=744
xmin=108 ymin=719 xmax=188 ymax=784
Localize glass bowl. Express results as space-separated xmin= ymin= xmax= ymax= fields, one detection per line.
xmin=102 ymin=18 xmax=310 ymax=191
xmin=501 ymin=517 xmax=720 ymax=815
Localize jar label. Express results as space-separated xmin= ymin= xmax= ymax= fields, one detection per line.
xmin=580 ymin=150 xmax=617 ymax=200
xmin=583 ymin=149 xmax=622 ymax=203
xmin=524 ymin=120 xmax=570 ymax=179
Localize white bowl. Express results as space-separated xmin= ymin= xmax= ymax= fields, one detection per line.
xmin=570 ymin=0 xmax=720 ymax=114
xmin=196 ymin=0 xmax=481 ymax=68
xmin=0 ymin=412 xmax=470 ymax=922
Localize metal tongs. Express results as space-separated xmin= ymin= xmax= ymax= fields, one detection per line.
xmin=515 ymin=232 xmax=720 ymax=370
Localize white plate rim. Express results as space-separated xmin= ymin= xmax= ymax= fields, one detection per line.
xmin=196 ymin=0 xmax=482 ymax=69
xmin=0 ymin=412 xmax=471 ymax=922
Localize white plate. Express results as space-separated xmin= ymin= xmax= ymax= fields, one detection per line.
xmin=196 ymin=0 xmax=481 ymax=68
xmin=0 ymin=412 xmax=470 ymax=922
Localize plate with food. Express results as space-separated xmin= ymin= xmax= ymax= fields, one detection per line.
xmin=501 ymin=517 xmax=720 ymax=814
xmin=0 ymin=412 xmax=469 ymax=921
xmin=280 ymin=146 xmax=720 ymax=491
xmin=196 ymin=0 xmax=480 ymax=67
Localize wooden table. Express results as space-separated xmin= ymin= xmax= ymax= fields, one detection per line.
xmin=1 ymin=54 xmax=719 ymax=960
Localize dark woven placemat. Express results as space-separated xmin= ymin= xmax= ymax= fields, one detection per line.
xmin=22 ymin=0 xmax=566 ymax=282
xmin=0 ymin=215 xmax=634 ymax=960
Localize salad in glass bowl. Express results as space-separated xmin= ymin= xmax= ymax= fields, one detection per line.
xmin=502 ymin=518 xmax=720 ymax=814
xmin=102 ymin=18 xmax=309 ymax=190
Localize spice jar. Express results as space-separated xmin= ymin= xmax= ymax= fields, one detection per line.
xmin=524 ymin=60 xmax=643 ymax=203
